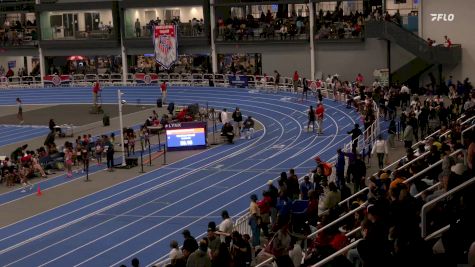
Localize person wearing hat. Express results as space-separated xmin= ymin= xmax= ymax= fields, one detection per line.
xmin=182 ymin=229 xmax=199 ymax=256
xmin=248 ymin=194 xmax=261 ymax=250
xmin=186 ymin=239 xmax=211 ymax=267
xmin=206 ymin=225 xmax=220 ymax=260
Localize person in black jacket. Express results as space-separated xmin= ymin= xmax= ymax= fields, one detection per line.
xmin=348 ymin=124 xmax=363 ymax=150
xmin=232 ymin=107 xmax=243 ymax=136
xmin=388 ymin=119 xmax=397 ymax=148
xmin=182 ymin=229 xmax=199 ymax=256
xmin=221 ymin=122 xmax=234 ymax=144
xmin=348 ymin=153 xmax=366 ymax=193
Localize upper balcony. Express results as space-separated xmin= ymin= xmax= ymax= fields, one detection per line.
xmin=0 ymin=12 xmax=38 ymax=49
xmin=214 ymin=3 xmax=310 ymax=44
xmin=123 ymin=6 xmax=208 ymax=48
xmin=36 ymin=1 xmax=120 ymax=49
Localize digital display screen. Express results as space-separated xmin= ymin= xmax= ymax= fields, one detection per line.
xmin=166 ymin=127 xmax=206 ymax=148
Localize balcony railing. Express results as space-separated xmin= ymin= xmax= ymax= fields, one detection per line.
xmin=44 ymin=27 xmax=114 ymax=41
xmin=127 ymin=22 xmax=205 ymax=39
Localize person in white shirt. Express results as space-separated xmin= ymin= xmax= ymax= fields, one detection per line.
xmin=400 ymin=84 xmax=410 ymax=108
xmin=289 ymin=240 xmax=303 ymax=267
xmin=372 ymin=135 xmax=389 ymax=169
xmin=217 ymin=210 xmax=233 ymax=243
xmin=325 ymin=75 xmax=332 ymax=89
xmin=165 ymin=240 xmax=183 ymax=266
xmin=220 ymin=108 xmax=229 ymax=124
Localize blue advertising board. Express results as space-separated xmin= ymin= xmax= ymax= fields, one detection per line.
xmin=228 ymin=75 xmax=248 ymax=88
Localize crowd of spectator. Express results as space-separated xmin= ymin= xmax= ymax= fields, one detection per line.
xmin=216 ymin=7 xmax=365 ymax=42
xmin=150 ymin=72 xmax=475 ymax=267
xmin=0 ymin=18 xmax=38 ymax=46
xmin=217 ymin=10 xmax=309 ymax=41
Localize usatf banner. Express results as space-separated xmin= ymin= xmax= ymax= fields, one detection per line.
xmin=154 ymin=25 xmax=178 ymax=69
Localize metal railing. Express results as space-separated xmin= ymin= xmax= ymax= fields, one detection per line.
xmin=309 ymin=165 xmax=472 ymax=267
xmin=311 ymin=239 xmax=362 ymax=267
xmin=365 ymin=20 xmax=462 ymax=65
xmin=421 ymin=176 xmax=475 ymax=238
xmin=0 ymin=73 xmax=299 ymax=91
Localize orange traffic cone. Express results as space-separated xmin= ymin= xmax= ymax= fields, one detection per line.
xmin=36 ymin=184 xmax=42 ymax=196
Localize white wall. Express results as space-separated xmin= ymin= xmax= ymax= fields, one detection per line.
xmin=421 ymin=0 xmax=474 ymax=80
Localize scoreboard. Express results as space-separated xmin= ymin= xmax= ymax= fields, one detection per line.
xmin=165 ymin=122 xmax=207 ymax=151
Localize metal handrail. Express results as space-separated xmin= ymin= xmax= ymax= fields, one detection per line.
xmin=311 ymin=239 xmax=362 ymax=267
xmin=421 ymin=176 xmax=475 ymax=238
xmin=461 ymin=115 xmax=475 ymax=125
xmin=404 ymin=149 xmax=463 ymax=185
xmin=345 ymin=226 xmax=361 ymax=238
xmin=415 ymin=182 xmax=440 ymax=199
xmin=395 ymin=151 xmax=430 ymax=171
xmin=307 ymin=204 xmax=367 ymax=240
xmin=424 ymin=225 xmax=450 ymax=241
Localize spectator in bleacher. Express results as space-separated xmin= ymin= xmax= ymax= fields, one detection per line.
xmin=258 ymin=191 xmax=272 ymax=238
xmin=186 ymin=239 xmax=211 ymax=267
xmin=348 ymin=153 xmax=366 ymax=193
xmin=335 ymin=149 xmax=346 ymax=188
xmin=372 ymin=135 xmax=389 ymax=169
xmin=322 ymin=182 xmax=341 ymax=211
xmin=299 ymin=175 xmax=314 ymax=200
xmin=212 ymin=242 xmax=232 ymax=267
xmin=248 ymin=194 xmax=261 ymax=250
xmin=207 ymin=227 xmax=220 ymax=261
xmin=265 ymin=180 xmax=279 ymax=227
xmin=131 ymin=258 xmax=140 ymax=267
xmin=287 ymin=169 xmax=300 ymax=200
xmin=403 ymin=123 xmax=415 ymax=148
xmin=216 ymin=210 xmax=233 ymax=245
xmin=230 ymin=231 xmax=249 ymax=267
xmin=182 ymin=229 xmax=199 ymax=256
xmin=272 ymin=223 xmax=294 ymax=267
xmin=348 ymin=124 xmax=362 ymax=150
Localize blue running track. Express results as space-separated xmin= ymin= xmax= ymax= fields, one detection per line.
xmin=0 ymin=86 xmax=361 ymax=267
xmin=0 ymin=125 xmax=50 ymax=148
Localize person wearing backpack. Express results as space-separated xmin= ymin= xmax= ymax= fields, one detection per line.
xmin=307 ymin=106 xmax=316 ymax=132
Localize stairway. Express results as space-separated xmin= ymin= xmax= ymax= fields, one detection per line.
xmin=366 ymin=20 xmax=462 ymax=84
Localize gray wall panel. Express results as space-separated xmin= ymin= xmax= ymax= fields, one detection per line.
xmin=421 ymin=0 xmax=474 ymax=80
xmin=315 ymin=38 xmax=387 ymax=82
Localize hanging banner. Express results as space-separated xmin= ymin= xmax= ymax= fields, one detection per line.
xmin=154 ymin=25 xmax=178 ymax=69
